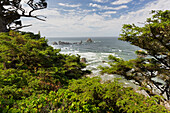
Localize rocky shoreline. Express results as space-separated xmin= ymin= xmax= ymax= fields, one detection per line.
xmin=52 ymin=38 xmax=93 ymax=45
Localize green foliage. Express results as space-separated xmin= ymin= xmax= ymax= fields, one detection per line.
xmin=5 ymin=77 xmax=168 ymax=113
xmin=0 ymin=31 xmax=88 ymax=112
xmin=119 ymin=10 xmax=170 ymax=100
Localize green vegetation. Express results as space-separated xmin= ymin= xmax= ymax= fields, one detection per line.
xmin=0 ymin=31 xmax=89 ymax=112
xmin=100 ymin=10 xmax=170 ymax=102
xmin=0 ymin=10 xmax=169 ymax=113
xmin=3 ymin=77 xmax=168 ymax=113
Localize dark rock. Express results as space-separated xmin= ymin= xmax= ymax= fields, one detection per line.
xmin=52 ymin=41 xmax=58 ymax=45
xmin=86 ymin=38 xmax=93 ymax=43
xmin=58 ymin=41 xmax=71 ymax=45
xmin=58 ymin=40 xmax=83 ymax=45
xmin=73 ymin=42 xmax=78 ymax=44
xmin=73 ymin=40 xmax=83 ymax=45
xmin=102 ymin=61 xmax=106 ymax=63
xmin=79 ymin=40 xmax=83 ymax=44
xmin=80 ymin=58 xmax=87 ymax=63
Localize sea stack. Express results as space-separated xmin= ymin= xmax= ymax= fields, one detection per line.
xmin=52 ymin=41 xmax=58 ymax=45
xmin=86 ymin=38 xmax=93 ymax=43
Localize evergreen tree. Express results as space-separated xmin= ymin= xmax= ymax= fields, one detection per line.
xmin=0 ymin=0 xmax=47 ymax=32
xmin=100 ymin=10 xmax=170 ymax=101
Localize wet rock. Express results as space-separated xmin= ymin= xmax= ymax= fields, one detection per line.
xmin=79 ymin=40 xmax=83 ymax=44
xmin=80 ymin=58 xmax=87 ymax=63
xmin=58 ymin=41 xmax=71 ymax=45
xmin=73 ymin=40 xmax=83 ymax=45
xmin=73 ymin=42 xmax=78 ymax=44
xmin=102 ymin=61 xmax=106 ymax=63
xmin=86 ymin=38 xmax=93 ymax=43
xmin=52 ymin=41 xmax=58 ymax=45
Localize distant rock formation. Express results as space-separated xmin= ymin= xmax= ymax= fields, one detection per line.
xmin=86 ymin=38 xmax=93 ymax=43
xmin=58 ymin=41 xmax=83 ymax=45
xmin=58 ymin=41 xmax=71 ymax=45
xmin=73 ymin=40 xmax=83 ymax=45
xmin=52 ymin=41 xmax=58 ymax=45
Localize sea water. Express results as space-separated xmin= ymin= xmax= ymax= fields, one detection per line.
xmin=47 ymin=37 xmax=141 ymax=87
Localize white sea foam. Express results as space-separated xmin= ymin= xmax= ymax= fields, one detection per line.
xmin=48 ymin=37 xmax=140 ymax=88
xmin=55 ymin=46 xmax=111 ymax=74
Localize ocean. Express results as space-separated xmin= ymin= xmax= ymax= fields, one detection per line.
xmin=46 ymin=37 xmax=167 ymax=98
xmin=47 ymin=37 xmax=140 ymax=87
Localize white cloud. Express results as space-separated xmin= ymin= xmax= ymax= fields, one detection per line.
xmin=100 ymin=11 xmax=117 ymax=17
xmin=58 ymin=3 xmax=81 ymax=7
xmin=89 ymin=3 xmax=128 ymax=10
xmin=103 ymin=11 xmax=117 ymax=14
xmin=22 ymin=0 xmax=170 ymax=37
xmin=111 ymin=0 xmax=132 ymax=5
xmin=113 ymin=5 xmax=128 ymax=10
xmin=89 ymin=3 xmax=102 ymax=8
xmin=92 ymin=0 xmax=108 ymax=3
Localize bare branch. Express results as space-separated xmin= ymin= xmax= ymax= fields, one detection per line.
xmin=21 ymin=14 xmax=46 ymax=21
xmin=11 ymin=24 xmax=32 ymax=31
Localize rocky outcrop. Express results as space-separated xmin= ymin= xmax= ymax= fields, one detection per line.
xmin=58 ymin=41 xmax=71 ymax=45
xmin=73 ymin=41 xmax=83 ymax=45
xmin=102 ymin=61 xmax=106 ymax=63
xmin=52 ymin=41 xmax=58 ymax=45
xmin=80 ymin=58 xmax=87 ymax=63
xmin=86 ymin=38 xmax=93 ymax=43
xmin=79 ymin=40 xmax=83 ymax=44
xmin=58 ymin=41 xmax=83 ymax=45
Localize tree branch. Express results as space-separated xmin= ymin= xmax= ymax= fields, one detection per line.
xmin=21 ymin=14 xmax=46 ymax=21
xmin=11 ymin=24 xmax=32 ymax=31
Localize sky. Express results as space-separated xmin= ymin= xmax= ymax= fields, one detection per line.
xmin=21 ymin=0 xmax=170 ymax=37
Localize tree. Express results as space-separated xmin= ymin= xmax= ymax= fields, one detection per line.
xmin=0 ymin=0 xmax=47 ymax=32
xmin=100 ymin=10 xmax=170 ymax=101
xmin=120 ymin=10 xmax=170 ymax=100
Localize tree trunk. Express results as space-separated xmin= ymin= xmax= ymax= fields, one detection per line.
xmin=0 ymin=5 xmax=20 ymax=33
xmin=0 ymin=17 xmax=8 ymax=32
xmin=0 ymin=5 xmax=8 ymax=33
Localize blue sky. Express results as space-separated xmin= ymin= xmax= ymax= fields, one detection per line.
xmin=48 ymin=0 xmax=152 ymax=18
xmin=21 ymin=0 xmax=170 ymax=37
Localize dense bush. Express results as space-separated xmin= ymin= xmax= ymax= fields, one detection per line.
xmin=0 ymin=31 xmax=89 ymax=112
xmin=5 ymin=77 xmax=168 ymax=113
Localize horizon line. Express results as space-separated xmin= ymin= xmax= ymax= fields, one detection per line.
xmin=45 ymin=36 xmax=120 ymax=38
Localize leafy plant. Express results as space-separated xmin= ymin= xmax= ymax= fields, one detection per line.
xmin=0 ymin=31 xmax=88 ymax=112
xmin=7 ymin=77 xmax=168 ymax=113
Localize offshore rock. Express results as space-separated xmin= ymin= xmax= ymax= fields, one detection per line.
xmin=52 ymin=41 xmax=58 ymax=45
xmin=73 ymin=40 xmax=83 ymax=45
xmin=79 ymin=40 xmax=83 ymax=44
xmin=102 ymin=61 xmax=106 ymax=63
xmin=86 ymin=38 xmax=93 ymax=43
xmin=58 ymin=41 xmax=82 ymax=45
xmin=58 ymin=41 xmax=71 ymax=45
